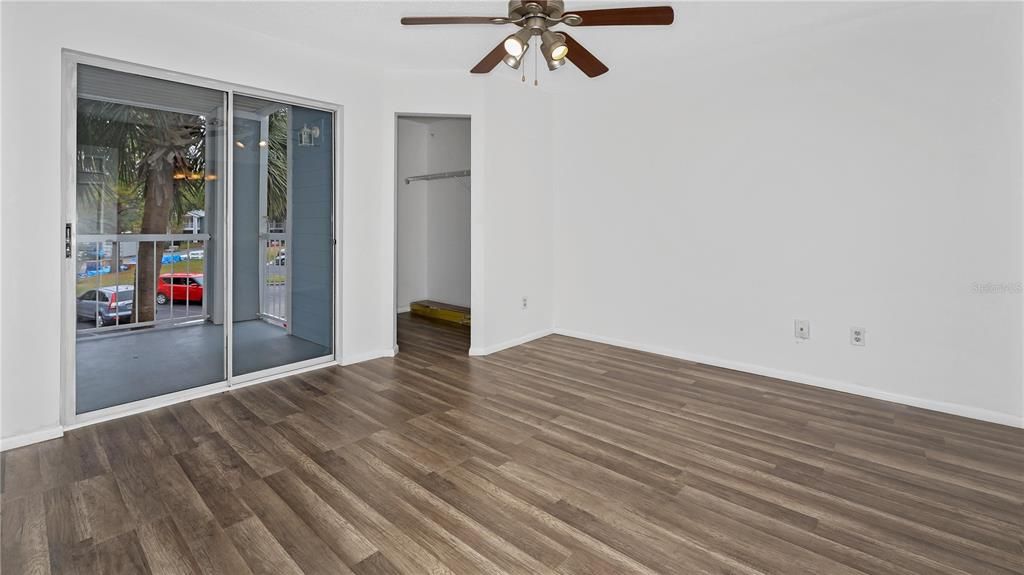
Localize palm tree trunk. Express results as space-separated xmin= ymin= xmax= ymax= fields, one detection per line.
xmin=135 ymin=164 xmax=175 ymax=323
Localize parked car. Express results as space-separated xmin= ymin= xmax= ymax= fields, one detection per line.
xmin=78 ymin=244 xmax=105 ymax=261
xmin=156 ymin=273 xmax=204 ymax=304
xmin=187 ymin=249 xmax=205 ymax=260
xmin=77 ymin=285 xmax=134 ymax=326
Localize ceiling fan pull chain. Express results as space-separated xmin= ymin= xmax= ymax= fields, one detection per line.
xmin=522 ymin=42 xmax=527 ymax=82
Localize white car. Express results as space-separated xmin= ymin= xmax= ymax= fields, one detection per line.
xmin=188 ymin=250 xmax=205 ymax=260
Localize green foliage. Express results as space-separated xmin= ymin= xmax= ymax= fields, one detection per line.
xmin=113 ymin=180 xmax=144 ymax=233
xmin=77 ymin=99 xmax=208 ymax=233
xmin=267 ymin=109 xmax=289 ymax=223
xmin=77 ymin=98 xmax=290 ymax=231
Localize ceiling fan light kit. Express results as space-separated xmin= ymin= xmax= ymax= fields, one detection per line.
xmin=540 ymin=30 xmax=568 ymax=62
xmin=502 ymin=48 xmax=526 ymax=70
xmin=545 ymin=53 xmax=567 ymax=71
xmin=401 ymin=0 xmax=674 ymax=79
xmin=504 ymin=27 xmax=533 ymax=57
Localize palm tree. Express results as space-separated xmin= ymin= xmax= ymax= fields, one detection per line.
xmin=78 ymin=99 xmax=290 ymax=325
xmin=267 ymin=109 xmax=289 ymax=224
xmin=77 ymin=100 xmax=207 ymax=323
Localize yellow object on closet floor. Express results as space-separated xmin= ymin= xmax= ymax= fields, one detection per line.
xmin=410 ymin=300 xmax=471 ymax=326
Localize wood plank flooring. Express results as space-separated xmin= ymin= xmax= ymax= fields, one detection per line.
xmin=3 ymin=313 xmax=1023 ymax=574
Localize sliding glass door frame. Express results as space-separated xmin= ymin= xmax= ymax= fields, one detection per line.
xmin=60 ymin=50 xmax=342 ymax=428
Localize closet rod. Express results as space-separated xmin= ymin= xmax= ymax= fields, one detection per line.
xmin=405 ymin=169 xmax=470 ymax=185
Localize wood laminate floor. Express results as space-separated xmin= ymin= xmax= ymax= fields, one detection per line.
xmin=3 ymin=314 xmax=1023 ymax=574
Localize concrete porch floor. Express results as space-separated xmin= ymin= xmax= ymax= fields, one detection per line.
xmin=75 ymin=319 xmax=331 ymax=414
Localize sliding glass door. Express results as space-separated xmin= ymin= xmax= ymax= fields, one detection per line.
xmin=73 ymin=65 xmax=227 ymax=414
xmin=231 ymin=96 xmax=334 ymax=376
xmin=68 ymin=60 xmax=335 ymax=417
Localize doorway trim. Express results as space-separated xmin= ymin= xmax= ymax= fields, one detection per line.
xmin=60 ymin=50 xmax=345 ymax=429
xmin=391 ymin=113 xmax=479 ymax=355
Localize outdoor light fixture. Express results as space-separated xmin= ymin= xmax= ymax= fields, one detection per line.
xmin=298 ymin=124 xmax=321 ymax=146
xmin=541 ymin=30 xmax=568 ymax=62
xmin=173 ymin=171 xmax=205 ymax=180
xmin=258 ymin=140 xmax=268 ymax=147
xmin=234 ymin=140 xmax=245 ymax=149
xmin=503 ymin=28 xmax=532 ymax=57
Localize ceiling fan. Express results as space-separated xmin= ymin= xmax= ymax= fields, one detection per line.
xmin=401 ymin=1 xmax=674 ymax=78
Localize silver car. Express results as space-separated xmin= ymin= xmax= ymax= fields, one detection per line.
xmin=77 ymin=285 xmax=134 ymax=327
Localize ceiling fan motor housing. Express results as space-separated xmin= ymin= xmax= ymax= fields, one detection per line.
xmin=509 ymin=0 xmax=566 ymax=21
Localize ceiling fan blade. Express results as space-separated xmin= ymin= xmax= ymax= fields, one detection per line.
xmin=470 ymin=41 xmax=508 ymax=74
xmin=566 ymin=6 xmax=674 ymax=26
xmin=401 ymin=16 xmax=505 ymax=25
xmin=561 ymin=33 xmax=609 ymax=78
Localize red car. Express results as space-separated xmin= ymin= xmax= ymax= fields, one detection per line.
xmin=156 ymin=273 xmax=204 ymax=304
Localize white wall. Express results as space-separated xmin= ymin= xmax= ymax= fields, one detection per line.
xmin=426 ymin=118 xmax=472 ymax=308
xmin=396 ymin=116 xmax=472 ymax=311
xmin=0 ymin=3 xmax=556 ymax=444
xmin=479 ymin=83 xmax=554 ymax=352
xmin=552 ymin=3 xmax=1023 ymax=426
xmin=396 ymin=118 xmax=429 ymax=311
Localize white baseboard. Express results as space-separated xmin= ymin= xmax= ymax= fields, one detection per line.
xmin=396 ymin=306 xmax=411 ymax=314
xmin=341 ymin=348 xmax=396 ymax=366
xmin=1 ymin=426 xmax=63 ymax=452
xmin=469 ymin=328 xmax=554 ymax=356
xmin=553 ymin=328 xmax=1024 ymax=429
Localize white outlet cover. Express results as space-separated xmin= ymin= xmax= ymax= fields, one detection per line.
xmin=795 ymin=320 xmax=810 ymax=339
xmin=851 ymin=327 xmax=866 ymax=346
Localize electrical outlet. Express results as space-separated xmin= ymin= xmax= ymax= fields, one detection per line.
xmin=794 ymin=319 xmax=810 ymax=340
xmin=851 ymin=327 xmax=866 ymax=346
xmin=522 ymin=297 xmax=528 ymax=310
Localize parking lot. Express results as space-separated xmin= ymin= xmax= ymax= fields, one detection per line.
xmin=76 ymin=281 xmax=286 ymax=336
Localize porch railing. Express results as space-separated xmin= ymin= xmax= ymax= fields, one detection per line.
xmin=76 ymin=233 xmax=210 ymax=335
xmin=260 ymin=234 xmax=288 ymax=325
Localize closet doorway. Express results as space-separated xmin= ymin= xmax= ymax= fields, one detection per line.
xmin=395 ymin=116 xmax=471 ymax=354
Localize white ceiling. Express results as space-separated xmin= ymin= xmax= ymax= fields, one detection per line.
xmin=198 ymin=2 xmax=902 ymax=80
